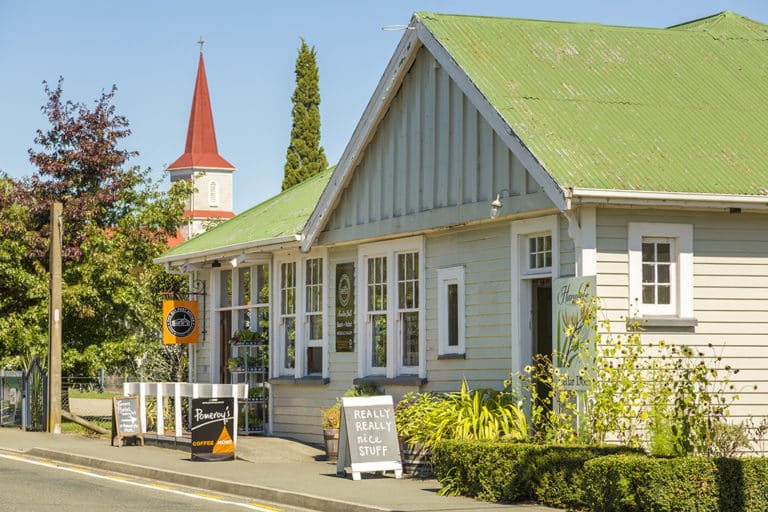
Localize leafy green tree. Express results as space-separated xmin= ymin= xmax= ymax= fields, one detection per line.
xmin=282 ymin=38 xmax=328 ymax=190
xmin=0 ymin=78 xmax=192 ymax=377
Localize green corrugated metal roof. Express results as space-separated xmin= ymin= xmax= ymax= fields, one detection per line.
xmin=161 ymin=167 xmax=334 ymax=260
xmin=417 ymin=11 xmax=768 ymax=195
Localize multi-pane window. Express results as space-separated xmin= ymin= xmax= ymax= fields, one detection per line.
xmin=642 ymin=238 xmax=673 ymax=306
xmin=214 ymin=263 xmax=270 ymax=382
xmin=276 ymin=254 xmax=326 ymax=378
xmin=397 ymin=252 xmax=419 ymax=368
xmin=367 ymin=256 xmax=387 ymax=369
xmin=528 ymin=235 xmax=552 ymax=271
xmin=305 ymin=258 xmax=323 ymax=375
xmin=628 ymin=223 xmax=693 ymax=319
xmin=359 ymin=237 xmax=424 ymax=377
xmin=280 ymin=262 xmax=296 ymax=370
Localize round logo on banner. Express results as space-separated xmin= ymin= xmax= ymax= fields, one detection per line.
xmin=338 ymin=273 xmax=351 ymax=307
xmin=166 ymin=306 xmax=196 ymax=338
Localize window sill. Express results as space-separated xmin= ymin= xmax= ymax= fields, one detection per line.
xmin=437 ymin=353 xmax=466 ymax=360
xmin=353 ymin=375 xmax=427 ymax=387
xmin=628 ymin=316 xmax=698 ymax=329
xmin=270 ymin=376 xmax=329 ymax=386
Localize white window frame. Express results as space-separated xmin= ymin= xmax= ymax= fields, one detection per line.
xmin=438 ymin=266 xmax=466 ymax=356
xmin=628 ymin=223 xmax=693 ymax=319
xmin=357 ymin=236 xmax=425 ymax=379
xmin=510 ymin=215 xmax=559 ymax=373
xmin=211 ymin=259 xmax=271 ymax=383
xmin=273 ymin=249 xmax=328 ymax=379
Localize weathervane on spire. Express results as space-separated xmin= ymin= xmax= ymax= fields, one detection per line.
xmin=197 ymin=35 xmax=206 ymax=54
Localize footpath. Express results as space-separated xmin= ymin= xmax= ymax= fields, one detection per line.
xmin=0 ymin=428 xmax=557 ymax=512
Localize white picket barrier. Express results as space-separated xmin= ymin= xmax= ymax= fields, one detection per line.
xmin=123 ymin=382 xmax=247 ymax=443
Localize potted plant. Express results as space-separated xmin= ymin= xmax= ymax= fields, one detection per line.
xmin=320 ymin=401 xmax=341 ymax=461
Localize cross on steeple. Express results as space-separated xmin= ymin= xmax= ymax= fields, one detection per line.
xmin=197 ymin=35 xmax=205 ymax=53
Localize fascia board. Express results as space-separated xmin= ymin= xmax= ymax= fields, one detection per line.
xmin=300 ymin=24 xmax=423 ymax=252
xmin=154 ymin=234 xmax=302 ymax=265
xmin=570 ymin=188 xmax=768 ymax=210
xmin=415 ymin=20 xmax=569 ymax=213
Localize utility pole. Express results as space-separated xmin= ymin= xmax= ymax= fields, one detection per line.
xmin=48 ymin=201 xmax=62 ymax=434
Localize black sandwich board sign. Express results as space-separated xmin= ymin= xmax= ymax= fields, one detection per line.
xmin=336 ymin=395 xmax=402 ymax=480
xmin=190 ymin=397 xmax=235 ymax=461
xmin=111 ymin=396 xmax=144 ymax=447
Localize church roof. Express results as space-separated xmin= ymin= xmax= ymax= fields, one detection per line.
xmin=168 ymin=52 xmax=235 ymax=171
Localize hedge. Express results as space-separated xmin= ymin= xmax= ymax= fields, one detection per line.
xmin=432 ymin=440 xmax=642 ymax=508
xmin=583 ymin=454 xmax=768 ymax=512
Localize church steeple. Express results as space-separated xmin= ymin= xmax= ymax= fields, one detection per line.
xmin=168 ymin=49 xmax=235 ymax=171
xmin=167 ymin=42 xmax=235 ymax=245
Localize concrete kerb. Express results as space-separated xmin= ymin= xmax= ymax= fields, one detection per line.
xmin=26 ymin=448 xmax=387 ymax=512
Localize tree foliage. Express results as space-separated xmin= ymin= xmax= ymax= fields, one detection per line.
xmin=0 ymin=78 xmax=192 ymax=377
xmin=282 ymin=38 xmax=328 ymax=190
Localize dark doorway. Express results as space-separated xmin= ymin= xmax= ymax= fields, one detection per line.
xmin=532 ymin=278 xmax=552 ymax=360
xmin=219 ymin=312 xmax=231 ymax=384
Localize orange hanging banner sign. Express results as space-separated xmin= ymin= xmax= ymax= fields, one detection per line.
xmin=162 ymin=300 xmax=199 ymax=344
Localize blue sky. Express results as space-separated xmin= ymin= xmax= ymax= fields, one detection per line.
xmin=1 ymin=1 xmax=766 ymax=213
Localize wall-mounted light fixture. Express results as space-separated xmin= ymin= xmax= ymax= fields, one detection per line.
xmin=211 ymin=260 xmax=221 ymax=268
xmin=490 ymin=189 xmax=509 ymax=219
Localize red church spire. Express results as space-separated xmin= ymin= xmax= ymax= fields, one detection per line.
xmin=168 ymin=50 xmax=235 ymax=171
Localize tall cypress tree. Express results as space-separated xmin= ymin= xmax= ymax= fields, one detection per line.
xmin=282 ymin=38 xmax=327 ymax=191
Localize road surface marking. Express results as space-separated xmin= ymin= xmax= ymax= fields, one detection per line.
xmin=0 ymin=453 xmax=282 ymax=511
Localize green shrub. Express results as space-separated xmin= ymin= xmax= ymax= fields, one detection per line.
xmin=584 ymin=454 xmax=768 ymax=512
xmin=397 ymin=380 xmax=527 ymax=451
xmin=433 ymin=440 xmax=641 ymax=506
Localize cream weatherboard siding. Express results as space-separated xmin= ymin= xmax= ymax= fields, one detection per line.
xmin=595 ymin=208 xmax=768 ymax=423
xmin=425 ymin=224 xmax=514 ymax=391
xmin=318 ymin=47 xmax=551 ymax=248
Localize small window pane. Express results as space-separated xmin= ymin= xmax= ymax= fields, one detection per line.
xmin=642 ymin=285 xmax=655 ymax=304
xmin=658 ymin=286 xmax=671 ymax=305
xmin=642 ymin=242 xmax=654 ymax=261
xmin=657 ymin=264 xmax=670 ymax=284
xmin=657 ymin=243 xmax=671 ymax=262
xmin=401 ymin=312 xmax=419 ymax=367
xmin=642 ymin=264 xmax=654 ymax=283
xmin=307 ymin=347 xmax=322 ymax=375
xmin=371 ymin=314 xmax=387 ymax=367
xmin=284 ymin=317 xmax=295 ymax=369
xmin=447 ymin=283 xmax=458 ymax=347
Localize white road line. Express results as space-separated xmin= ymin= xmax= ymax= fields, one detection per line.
xmin=0 ymin=453 xmax=280 ymax=511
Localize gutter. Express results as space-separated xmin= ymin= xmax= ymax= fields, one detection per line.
xmin=567 ymin=187 xmax=768 ymax=210
xmin=154 ymin=234 xmax=302 ymax=266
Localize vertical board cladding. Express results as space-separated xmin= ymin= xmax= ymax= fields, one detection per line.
xmin=323 ymin=47 xmax=544 ymax=243
xmin=425 ymin=224 xmax=513 ymax=391
xmin=595 ymin=208 xmax=768 ymax=423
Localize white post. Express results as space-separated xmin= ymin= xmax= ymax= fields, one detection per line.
xmin=138 ymin=382 xmax=147 ymax=434
xmin=174 ymin=382 xmax=182 ymax=438
xmin=156 ymin=384 xmax=164 ymax=436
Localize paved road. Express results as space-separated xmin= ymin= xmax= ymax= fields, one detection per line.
xmin=0 ymin=452 xmax=313 ymax=512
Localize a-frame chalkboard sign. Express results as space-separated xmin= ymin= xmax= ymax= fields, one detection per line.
xmin=111 ymin=396 xmax=144 ymax=447
xmin=336 ymin=395 xmax=402 ymax=480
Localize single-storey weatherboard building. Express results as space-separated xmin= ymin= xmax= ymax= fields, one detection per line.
xmin=157 ymin=10 xmax=768 ymax=444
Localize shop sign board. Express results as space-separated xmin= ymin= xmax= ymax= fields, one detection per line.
xmin=111 ymin=396 xmax=144 ymax=447
xmin=190 ymin=397 xmax=235 ymax=461
xmin=336 ymin=395 xmax=402 ymax=480
xmin=335 ymin=263 xmax=355 ymax=352
xmin=162 ymin=300 xmax=199 ymax=344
